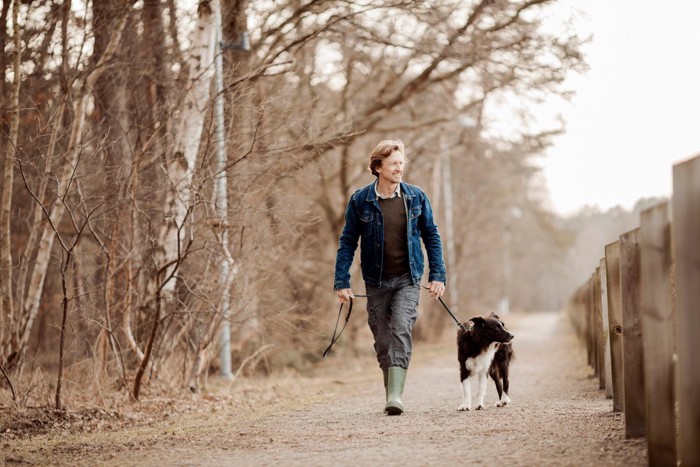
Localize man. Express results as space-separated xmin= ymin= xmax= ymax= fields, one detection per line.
xmin=334 ymin=139 xmax=446 ymax=416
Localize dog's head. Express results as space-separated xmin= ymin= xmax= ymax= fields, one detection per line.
xmin=464 ymin=315 xmax=514 ymax=346
xmin=488 ymin=312 xmax=508 ymax=329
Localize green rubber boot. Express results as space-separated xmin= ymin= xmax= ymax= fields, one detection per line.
xmin=385 ymin=367 xmax=407 ymax=415
xmin=383 ymin=370 xmax=389 ymax=401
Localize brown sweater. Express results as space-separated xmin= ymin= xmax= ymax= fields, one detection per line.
xmin=378 ymin=196 xmax=409 ymax=278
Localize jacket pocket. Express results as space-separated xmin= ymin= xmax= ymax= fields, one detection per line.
xmin=409 ymin=206 xmax=421 ymax=220
xmin=360 ymin=208 xmax=374 ymax=235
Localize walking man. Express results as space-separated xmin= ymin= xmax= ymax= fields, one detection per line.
xmin=334 ymin=139 xmax=446 ymax=415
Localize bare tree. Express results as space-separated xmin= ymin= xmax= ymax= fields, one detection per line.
xmin=0 ymin=0 xmax=20 ymax=364
xmin=18 ymin=159 xmax=105 ymax=410
xmin=155 ymin=0 xmax=219 ymax=298
xmin=1 ymin=3 xmax=130 ymax=375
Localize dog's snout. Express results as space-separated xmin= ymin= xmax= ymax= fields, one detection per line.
xmin=500 ymin=329 xmax=514 ymax=342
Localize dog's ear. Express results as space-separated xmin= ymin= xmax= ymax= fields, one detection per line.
xmin=489 ymin=312 xmax=501 ymax=320
xmin=470 ymin=316 xmax=485 ymax=328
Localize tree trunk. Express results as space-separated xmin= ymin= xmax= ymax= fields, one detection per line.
xmin=0 ymin=0 xmax=20 ymax=358
xmin=133 ymin=1 xmax=220 ymax=396
xmin=0 ymin=0 xmax=11 ymax=107
xmin=132 ymin=290 xmax=161 ymax=401
xmin=14 ymin=0 xmax=69 ymax=333
xmin=143 ymin=0 xmax=169 ymax=128
xmin=55 ymin=250 xmax=71 ymax=410
xmin=155 ymin=0 xmax=218 ymax=296
xmin=91 ymin=0 xmax=138 ymax=372
xmin=187 ymin=303 xmax=226 ymax=391
xmin=14 ymin=8 xmax=130 ymax=363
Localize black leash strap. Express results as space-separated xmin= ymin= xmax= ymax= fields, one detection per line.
xmin=322 ymin=297 xmax=355 ymax=358
xmin=420 ymin=285 xmax=467 ymax=331
xmin=322 ymin=293 xmax=372 ymax=358
xmin=323 ymin=298 xmax=352 ymax=358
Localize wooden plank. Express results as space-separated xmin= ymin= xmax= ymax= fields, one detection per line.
xmin=587 ymin=274 xmax=593 ymax=366
xmin=595 ymin=266 xmax=605 ymax=390
xmin=599 ymin=258 xmax=613 ymax=398
xmin=619 ymin=228 xmax=646 ymax=438
xmin=605 ymin=241 xmax=624 ymax=412
xmin=672 ymin=155 xmax=700 ymax=465
xmin=588 ymin=271 xmax=600 ymax=378
xmin=639 ymin=202 xmax=676 ymax=466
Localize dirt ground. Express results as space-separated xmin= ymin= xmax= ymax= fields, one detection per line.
xmin=1 ymin=311 xmax=647 ymax=466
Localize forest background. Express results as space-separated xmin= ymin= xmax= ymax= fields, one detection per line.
xmin=0 ymin=0 xmax=663 ymax=409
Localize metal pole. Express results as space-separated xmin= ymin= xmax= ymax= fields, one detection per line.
xmin=441 ymin=137 xmax=458 ymax=309
xmin=214 ymin=1 xmax=233 ymax=380
xmin=500 ymin=206 xmax=520 ymax=314
xmin=500 ymin=223 xmax=511 ymax=314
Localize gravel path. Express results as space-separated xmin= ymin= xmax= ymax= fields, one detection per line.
xmin=109 ymin=311 xmax=646 ymax=466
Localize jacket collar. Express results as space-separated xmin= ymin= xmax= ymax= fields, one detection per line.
xmin=365 ymin=181 xmax=414 ymax=202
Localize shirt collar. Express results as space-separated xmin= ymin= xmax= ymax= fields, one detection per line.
xmin=374 ymin=180 xmax=401 ymax=199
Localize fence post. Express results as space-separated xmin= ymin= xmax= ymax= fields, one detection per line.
xmin=595 ymin=266 xmax=605 ymax=390
xmin=672 ymin=155 xmax=700 ymax=465
xmin=639 ymin=201 xmax=676 ymax=466
xmin=605 ymin=241 xmax=624 ymax=412
xmin=589 ymin=274 xmax=599 ymax=380
xmin=599 ymin=258 xmax=613 ymax=399
xmin=619 ymin=228 xmax=646 ymax=438
xmin=586 ymin=274 xmax=594 ymax=368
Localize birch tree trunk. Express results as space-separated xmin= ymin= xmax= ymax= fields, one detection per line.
xmin=155 ymin=0 xmax=218 ymax=296
xmin=0 ymin=0 xmax=20 ymax=357
xmin=14 ymin=9 xmax=130 ymax=360
xmin=0 ymin=2 xmax=10 ymax=105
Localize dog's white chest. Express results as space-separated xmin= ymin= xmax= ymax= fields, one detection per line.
xmin=466 ymin=343 xmax=499 ymax=374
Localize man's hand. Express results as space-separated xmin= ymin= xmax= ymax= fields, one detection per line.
xmin=428 ymin=281 xmax=445 ymax=299
xmin=337 ymin=288 xmax=354 ymax=303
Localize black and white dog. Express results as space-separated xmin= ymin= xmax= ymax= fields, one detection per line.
xmin=457 ymin=312 xmax=514 ymax=411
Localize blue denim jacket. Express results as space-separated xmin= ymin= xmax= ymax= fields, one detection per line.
xmin=334 ymin=180 xmax=446 ymax=289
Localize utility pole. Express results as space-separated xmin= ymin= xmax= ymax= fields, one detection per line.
xmin=214 ymin=1 xmax=233 ymax=380
xmin=214 ymin=0 xmax=250 ymax=380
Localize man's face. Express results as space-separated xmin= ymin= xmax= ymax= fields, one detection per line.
xmin=377 ymin=151 xmax=406 ymax=184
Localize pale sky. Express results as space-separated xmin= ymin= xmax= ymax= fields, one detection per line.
xmin=540 ymin=1 xmax=700 ymax=216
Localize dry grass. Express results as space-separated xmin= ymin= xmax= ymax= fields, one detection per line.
xmin=0 ymin=343 xmax=386 ymax=465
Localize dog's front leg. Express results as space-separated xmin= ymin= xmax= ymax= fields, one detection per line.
xmin=475 ymin=372 xmax=488 ymax=410
xmin=458 ymin=376 xmax=472 ymax=411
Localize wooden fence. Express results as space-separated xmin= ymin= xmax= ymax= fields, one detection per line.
xmin=568 ymin=154 xmax=700 ymax=467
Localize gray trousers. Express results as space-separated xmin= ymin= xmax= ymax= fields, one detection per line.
xmin=366 ymin=273 xmax=420 ymax=370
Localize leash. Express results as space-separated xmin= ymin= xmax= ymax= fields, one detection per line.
xmin=419 ymin=285 xmax=467 ymax=332
xmin=321 ymin=294 xmax=366 ymax=358
xmin=322 ymin=286 xmax=465 ymax=358
xmin=322 ymin=292 xmax=381 ymax=358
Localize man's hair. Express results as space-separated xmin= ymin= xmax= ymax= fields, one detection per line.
xmin=368 ymin=139 xmax=405 ymax=177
